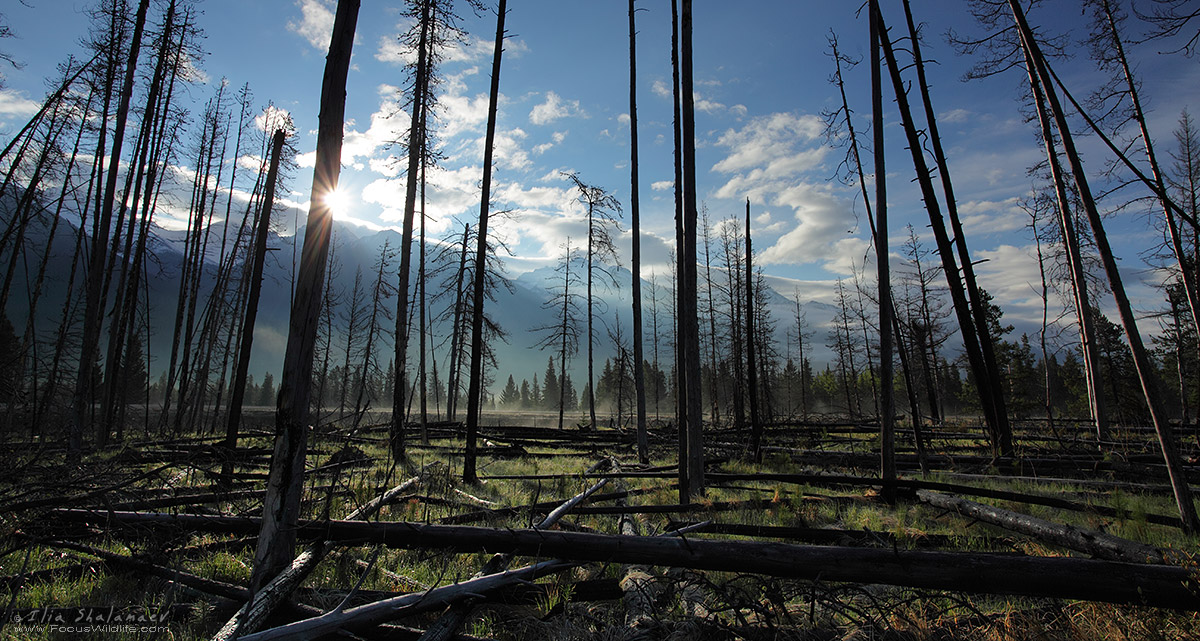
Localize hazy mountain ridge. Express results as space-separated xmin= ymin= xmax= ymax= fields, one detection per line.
xmin=6 ymin=213 xmax=842 ymax=396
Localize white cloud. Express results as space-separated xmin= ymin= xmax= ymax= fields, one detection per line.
xmin=529 ymin=91 xmax=583 ymax=126
xmin=0 ymin=89 xmax=39 ymax=118
xmin=651 ymin=180 xmax=673 ymax=191
xmin=375 ymin=35 xmax=414 ymax=66
xmin=237 ymin=154 xmax=265 ymax=171
xmin=377 ymin=30 xmax=528 ymax=67
xmin=958 ymin=197 xmax=1027 ymax=235
xmin=712 ymin=112 xmax=825 ymax=175
xmin=652 ymin=79 xmax=671 ymax=98
xmin=437 ymin=89 xmax=490 ymax=139
xmin=711 ymin=112 xmax=854 ymax=272
xmin=341 ymin=94 xmax=410 ymax=168
xmin=492 ymin=128 xmax=531 ymax=171
xmin=975 ymin=243 xmax=1057 ymax=325
xmin=532 ymin=130 xmax=567 ymax=155
xmin=694 ymin=92 xmax=725 ymax=114
xmin=254 ymin=105 xmax=293 ymax=134
xmin=288 ymin=0 xmax=336 ymax=51
xmin=362 ymin=162 xmax=482 ymax=236
xmin=941 ymin=108 xmax=970 ymax=123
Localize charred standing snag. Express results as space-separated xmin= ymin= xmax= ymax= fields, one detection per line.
xmin=870 ymin=0 xmax=896 ymax=499
xmin=250 ymin=0 xmax=360 ymax=592
xmin=628 ymin=0 xmax=649 ymax=464
xmin=222 ymin=128 xmax=286 ymax=484
xmin=874 ymin=4 xmax=1012 ymax=459
xmin=462 ymin=0 xmax=507 ymax=485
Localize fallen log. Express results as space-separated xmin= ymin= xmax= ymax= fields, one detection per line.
xmin=418 ymin=476 xmax=610 ymax=641
xmin=43 ymin=539 xmax=249 ymax=602
xmin=617 ymin=488 xmax=662 ymax=630
xmin=437 ymin=488 xmax=652 ymax=525
xmin=700 ymin=472 xmax=1181 ymax=527
xmin=243 ymin=559 xmax=576 ymax=641
xmin=914 ymin=490 xmax=1178 ymax=564
xmin=662 ymin=521 xmax=983 ymax=549
xmin=212 ymin=473 xmax=425 ymax=641
xmin=52 ymin=509 xmax=1200 ymax=610
xmin=1 ymin=561 xmax=104 ymax=590
xmin=243 ymin=520 xmax=709 ymax=641
xmin=0 ymin=462 xmax=173 ymax=514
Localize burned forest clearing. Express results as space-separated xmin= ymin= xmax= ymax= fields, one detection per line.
xmin=5 ymin=0 xmax=1200 ymax=638
xmin=5 ymin=412 xmax=1200 ymax=640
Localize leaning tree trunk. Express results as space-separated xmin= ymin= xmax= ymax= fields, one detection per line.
xmin=463 ymin=0 xmax=507 ymax=485
xmin=69 ymin=0 xmax=151 ymax=457
xmin=876 ymin=7 xmax=1005 ymax=458
xmin=669 ymin=0 xmax=689 ymax=498
xmin=1101 ymin=0 xmax=1200 ymax=430
xmin=224 ymin=129 xmax=285 ymax=484
xmin=249 ymin=0 xmax=359 ymax=591
xmin=1022 ymin=46 xmax=1108 ymax=442
xmin=900 ymin=0 xmax=1012 ymax=456
xmin=1009 ymin=0 xmax=1200 ymax=533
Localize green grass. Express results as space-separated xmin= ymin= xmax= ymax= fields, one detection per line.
xmin=4 ymin=414 xmax=1200 ymax=639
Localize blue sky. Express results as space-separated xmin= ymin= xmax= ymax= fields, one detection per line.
xmin=3 ymin=0 xmax=1200 ymax=339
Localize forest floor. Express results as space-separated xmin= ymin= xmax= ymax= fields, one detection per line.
xmin=2 ymin=409 xmax=1200 ymax=639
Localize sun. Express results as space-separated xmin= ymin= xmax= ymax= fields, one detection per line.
xmin=324 ymin=187 xmax=352 ymax=220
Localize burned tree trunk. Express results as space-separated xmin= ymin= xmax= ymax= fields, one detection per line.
xmin=870 ymin=0 xmax=897 ymax=499
xmin=900 ymin=0 xmax=1011 ymax=455
xmin=463 ymin=0 xmax=507 ymax=485
xmin=249 ymin=0 xmax=359 ymax=591
xmin=679 ymin=0 xmax=704 ymax=497
xmin=876 ymin=7 xmax=1007 ymax=458
xmin=390 ymin=0 xmax=433 ymax=462
xmin=628 ymin=0 xmax=649 ymax=463
xmin=1022 ymin=48 xmax=1108 ymax=442
xmin=224 ymin=129 xmax=285 ymax=483
xmin=745 ymin=200 xmax=762 ymax=461
xmin=69 ymin=0 xmax=150 ymax=456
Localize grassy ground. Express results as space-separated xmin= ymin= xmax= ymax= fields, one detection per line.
xmin=2 ymin=411 xmax=1200 ymax=639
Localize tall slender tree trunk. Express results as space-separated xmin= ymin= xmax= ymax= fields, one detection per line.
xmin=419 ymin=142 xmax=429 ymax=443
xmin=745 ymin=200 xmax=762 ymax=461
xmin=463 ymin=0 xmax=506 ymax=485
xmin=1029 ymin=207 xmax=1057 ymax=429
xmin=628 ymin=0 xmax=648 ymax=463
xmin=447 ymin=223 xmax=468 ymax=421
xmin=702 ymin=218 xmax=721 ymax=424
xmin=679 ymin=0 xmax=704 ymax=497
xmin=586 ymin=206 xmax=597 ymax=431
xmin=876 ymin=7 xmax=1004 ymax=457
xmin=669 ymin=0 xmax=689 ymax=499
xmin=100 ymin=0 xmax=177 ymax=442
xmin=871 ymin=0 xmax=897 ymax=500
xmin=1100 ymin=0 xmax=1200 ymax=424
xmin=249 ymin=0 xmax=359 ymax=592
xmin=390 ymin=0 xmax=432 ymax=462
xmin=900 ymin=0 xmax=1011 ymax=455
